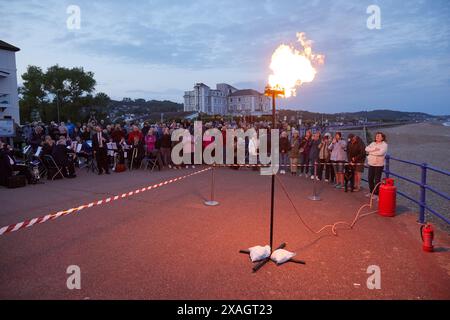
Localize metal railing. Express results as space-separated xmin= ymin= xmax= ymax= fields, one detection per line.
xmin=381 ymin=155 xmax=450 ymax=225
xmin=294 ymin=125 xmax=448 ymax=224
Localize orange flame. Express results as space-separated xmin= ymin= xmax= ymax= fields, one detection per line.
xmin=268 ymin=32 xmax=324 ymax=97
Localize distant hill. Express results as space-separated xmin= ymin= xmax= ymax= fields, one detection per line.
xmin=278 ymin=109 xmax=447 ymax=122
xmin=109 ymin=99 xmax=183 ymax=113
xmin=336 ymin=110 xmax=434 ymax=121
xmin=105 ymin=98 xmax=447 ymax=123
xmin=107 ymin=98 xmax=183 ymax=122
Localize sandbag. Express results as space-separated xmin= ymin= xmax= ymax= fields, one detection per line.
xmin=270 ymin=249 xmax=296 ymax=265
xmin=248 ymin=245 xmax=271 ymax=262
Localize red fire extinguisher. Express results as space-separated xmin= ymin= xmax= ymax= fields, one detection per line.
xmin=420 ymin=224 xmax=434 ymax=252
xmin=378 ymin=178 xmax=396 ymax=217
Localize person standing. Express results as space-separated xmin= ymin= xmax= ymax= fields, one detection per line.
xmin=347 ymin=134 xmax=366 ymax=191
xmin=299 ymin=130 xmax=312 ymax=177
xmin=329 ymin=132 xmax=347 ymax=189
xmin=248 ymin=132 xmax=259 ymax=171
xmin=141 ymin=121 xmax=151 ymax=137
xmin=309 ymin=132 xmax=321 ymax=180
xmin=160 ymin=127 xmax=172 ymax=168
xmin=181 ymin=131 xmax=195 ymax=169
xmin=92 ymin=125 xmax=110 ymax=175
xmin=66 ymin=120 xmax=75 ymax=138
xmin=111 ymin=124 xmax=125 ymax=143
xmin=289 ymin=130 xmax=300 ymax=176
xmin=318 ymin=134 xmax=331 ymax=182
xmin=127 ymin=125 xmax=143 ymax=145
xmin=279 ymin=131 xmax=290 ymax=174
xmin=365 ymin=132 xmax=388 ymax=198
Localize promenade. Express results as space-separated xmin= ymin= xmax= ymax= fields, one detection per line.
xmin=0 ymin=167 xmax=449 ymax=299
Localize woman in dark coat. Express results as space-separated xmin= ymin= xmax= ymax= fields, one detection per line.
xmin=347 ymin=135 xmax=366 ymax=191
xmin=279 ymin=131 xmax=291 ymax=174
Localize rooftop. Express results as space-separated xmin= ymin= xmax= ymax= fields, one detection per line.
xmin=0 ymin=40 xmax=20 ymax=52
xmin=230 ymin=89 xmax=264 ymax=97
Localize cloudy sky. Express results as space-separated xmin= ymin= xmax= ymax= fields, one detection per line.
xmin=1 ymin=0 xmax=449 ymax=114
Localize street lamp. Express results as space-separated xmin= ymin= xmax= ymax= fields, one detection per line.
xmin=56 ymin=89 xmax=61 ymax=123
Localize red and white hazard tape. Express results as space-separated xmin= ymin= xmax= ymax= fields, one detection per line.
xmin=210 ymin=162 xmax=366 ymax=168
xmin=0 ymin=168 xmax=210 ymax=236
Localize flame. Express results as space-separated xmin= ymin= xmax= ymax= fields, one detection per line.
xmin=268 ymin=32 xmax=324 ymax=97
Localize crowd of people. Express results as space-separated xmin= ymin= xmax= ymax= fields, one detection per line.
xmin=0 ymin=117 xmax=388 ymax=198
xmin=280 ymin=128 xmax=388 ymax=198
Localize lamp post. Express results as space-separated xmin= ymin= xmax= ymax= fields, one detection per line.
xmin=56 ymin=89 xmax=61 ymax=123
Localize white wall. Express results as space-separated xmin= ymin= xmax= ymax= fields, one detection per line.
xmin=0 ymin=49 xmax=20 ymax=124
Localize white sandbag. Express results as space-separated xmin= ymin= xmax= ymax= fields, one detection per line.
xmin=270 ymin=249 xmax=296 ymax=265
xmin=248 ymin=245 xmax=271 ymax=262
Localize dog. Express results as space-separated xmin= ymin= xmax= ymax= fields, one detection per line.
xmin=344 ymin=163 xmax=355 ymax=192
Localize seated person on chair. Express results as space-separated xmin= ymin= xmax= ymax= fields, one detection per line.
xmin=0 ymin=141 xmax=34 ymax=186
xmin=52 ymin=137 xmax=77 ymax=178
xmin=42 ymin=135 xmax=55 ymax=156
xmin=75 ymin=136 xmax=93 ymax=159
xmin=115 ymin=138 xmax=129 ymax=166
xmin=144 ymin=128 xmax=163 ymax=170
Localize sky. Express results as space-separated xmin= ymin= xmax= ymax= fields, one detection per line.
xmin=1 ymin=0 xmax=449 ymax=115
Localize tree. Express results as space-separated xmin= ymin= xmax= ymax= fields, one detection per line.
xmin=94 ymin=92 xmax=111 ymax=109
xmin=89 ymin=92 xmax=111 ymax=121
xmin=43 ymin=65 xmax=96 ymax=122
xmin=66 ymin=67 xmax=96 ymax=105
xmin=19 ymin=64 xmax=103 ymax=123
xmin=19 ymin=65 xmax=47 ymax=122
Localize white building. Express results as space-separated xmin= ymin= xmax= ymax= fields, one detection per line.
xmin=183 ymin=83 xmax=271 ymax=116
xmin=228 ymin=89 xmax=271 ymax=116
xmin=0 ymin=40 xmax=20 ymax=124
xmin=184 ymin=83 xmax=237 ymax=115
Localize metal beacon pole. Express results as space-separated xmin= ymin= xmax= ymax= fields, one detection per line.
xmin=240 ymin=85 xmax=305 ymax=273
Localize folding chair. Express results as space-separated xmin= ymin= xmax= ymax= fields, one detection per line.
xmin=140 ymin=152 xmax=157 ymax=172
xmin=42 ymin=155 xmax=64 ymax=180
xmin=38 ymin=161 xmax=47 ymax=179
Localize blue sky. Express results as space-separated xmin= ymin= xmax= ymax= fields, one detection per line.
xmin=1 ymin=0 xmax=449 ymax=115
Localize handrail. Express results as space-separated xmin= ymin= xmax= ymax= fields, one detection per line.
xmin=384 ymin=155 xmax=450 ymax=225
xmin=317 ymin=125 xmax=449 ymax=225
xmin=386 ymin=155 xmax=423 ymax=167
xmin=386 ymin=171 xmax=423 ymax=187
xmin=427 ymin=165 xmax=450 ymax=176
xmin=425 ymin=185 xmax=450 ymax=201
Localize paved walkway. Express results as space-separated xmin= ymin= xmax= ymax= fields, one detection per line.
xmin=0 ymin=167 xmax=449 ymax=299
